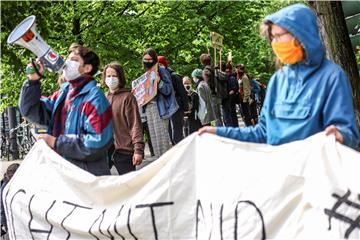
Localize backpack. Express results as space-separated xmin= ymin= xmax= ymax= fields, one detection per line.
xmin=214 ymin=70 xmax=229 ymax=99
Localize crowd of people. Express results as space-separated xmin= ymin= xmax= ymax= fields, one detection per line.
xmin=1 ymin=3 xmax=360 ymax=238
xmin=18 ymin=44 xmax=264 ymax=176
xmin=15 ymin=3 xmax=359 ymax=179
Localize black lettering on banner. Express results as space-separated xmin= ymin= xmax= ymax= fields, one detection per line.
xmin=111 ymin=205 xmax=125 ymax=240
xmin=324 ymin=190 xmax=360 ymax=239
xmin=135 ymin=202 xmax=174 ymax=240
xmin=89 ymin=209 xmax=113 ymax=240
xmin=3 ymin=187 xmax=12 ymax=238
xmin=209 ymin=203 xmax=213 ymax=240
xmin=220 ymin=204 xmax=224 ymax=240
xmin=234 ymin=200 xmax=266 ymax=240
xmin=8 ymin=189 xmax=26 ymax=240
xmin=61 ymin=201 xmax=92 ymax=240
xmin=195 ymin=200 xmax=203 ymax=240
xmin=28 ymin=197 xmax=56 ymax=240
xmin=195 ymin=200 xmax=213 ymax=240
xmin=127 ymin=208 xmax=138 ymax=240
xmin=28 ymin=195 xmax=54 ymax=240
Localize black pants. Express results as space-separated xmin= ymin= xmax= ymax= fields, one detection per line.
xmin=229 ymin=97 xmax=239 ymax=127
xmin=143 ymin=121 xmax=155 ymax=157
xmin=169 ymin=109 xmax=184 ymax=145
xmin=221 ymin=98 xmax=232 ymax=127
xmin=113 ymin=151 xmax=135 ymax=175
xmin=239 ymin=101 xmax=252 ymax=127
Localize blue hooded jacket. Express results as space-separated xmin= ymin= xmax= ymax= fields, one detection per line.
xmin=217 ymin=4 xmax=360 ymax=149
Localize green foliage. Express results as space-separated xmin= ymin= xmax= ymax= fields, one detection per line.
xmin=0 ymin=0 xmax=297 ymax=112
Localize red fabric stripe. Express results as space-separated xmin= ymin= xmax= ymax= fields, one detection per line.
xmin=41 ymin=90 xmax=60 ymax=101
xmin=81 ymin=102 xmax=112 ymax=134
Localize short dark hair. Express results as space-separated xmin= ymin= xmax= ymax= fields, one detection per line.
xmin=4 ymin=163 xmax=20 ymax=180
xmin=219 ymin=61 xmax=227 ymax=71
xmin=236 ymin=63 xmax=245 ymax=70
xmin=101 ymin=62 xmax=126 ymax=89
xmin=68 ymin=43 xmax=100 ymax=76
xmin=199 ymin=53 xmax=211 ymax=66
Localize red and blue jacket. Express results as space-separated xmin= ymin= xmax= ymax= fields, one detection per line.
xmin=19 ymin=76 xmax=113 ymax=175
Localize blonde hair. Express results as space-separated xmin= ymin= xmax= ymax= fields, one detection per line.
xmin=182 ymin=76 xmax=191 ymax=85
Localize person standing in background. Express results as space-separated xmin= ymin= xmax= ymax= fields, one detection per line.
xmin=102 ymin=62 xmax=144 ymax=175
xmin=200 ymin=53 xmax=223 ymax=126
xmin=141 ymin=48 xmax=178 ymax=158
xmin=236 ymin=63 xmax=253 ymax=126
xmin=192 ymin=69 xmax=215 ymax=126
xmin=158 ymin=55 xmax=189 ymax=145
xmin=183 ymin=76 xmax=202 ymax=134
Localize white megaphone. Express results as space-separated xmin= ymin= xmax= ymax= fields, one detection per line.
xmin=7 ymin=15 xmax=65 ymax=73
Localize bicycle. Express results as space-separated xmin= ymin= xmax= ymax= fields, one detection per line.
xmin=8 ymin=120 xmax=36 ymax=159
xmin=0 ymin=130 xmax=11 ymax=161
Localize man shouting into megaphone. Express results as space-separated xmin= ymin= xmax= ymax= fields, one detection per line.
xmin=19 ymin=43 xmax=114 ymax=176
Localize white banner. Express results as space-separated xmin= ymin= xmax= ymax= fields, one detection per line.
xmin=3 ymin=133 xmax=360 ymax=239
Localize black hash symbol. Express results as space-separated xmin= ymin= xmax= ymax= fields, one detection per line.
xmin=324 ymin=189 xmax=360 ymax=239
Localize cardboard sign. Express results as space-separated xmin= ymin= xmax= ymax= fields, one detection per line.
xmin=131 ymin=64 xmax=159 ymax=107
xmin=3 ymin=133 xmax=360 ymax=239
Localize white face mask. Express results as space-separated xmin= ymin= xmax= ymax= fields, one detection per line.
xmin=63 ymin=60 xmax=81 ymax=81
xmin=105 ymin=77 xmax=119 ymax=91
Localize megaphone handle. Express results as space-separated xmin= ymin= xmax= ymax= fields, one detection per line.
xmin=30 ymin=58 xmax=45 ymax=79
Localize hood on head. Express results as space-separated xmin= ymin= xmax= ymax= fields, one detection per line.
xmin=265 ymin=3 xmax=324 ymax=66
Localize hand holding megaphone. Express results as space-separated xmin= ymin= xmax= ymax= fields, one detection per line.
xmin=26 ymin=58 xmax=45 ymax=81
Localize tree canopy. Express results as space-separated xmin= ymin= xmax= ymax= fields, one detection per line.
xmin=1 ymin=0 xmax=295 ymax=112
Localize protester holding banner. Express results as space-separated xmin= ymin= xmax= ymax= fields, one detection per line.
xmin=141 ymin=48 xmax=178 ymax=157
xmin=192 ymin=69 xmax=215 ymax=126
xmin=199 ymin=4 xmax=360 ymax=149
xmin=19 ymin=43 xmax=113 ymax=175
xmin=102 ymin=62 xmax=144 ymax=175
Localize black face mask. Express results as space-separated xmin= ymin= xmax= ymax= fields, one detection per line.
xmin=143 ymin=61 xmax=155 ymax=69
xmin=185 ymin=85 xmax=191 ymax=91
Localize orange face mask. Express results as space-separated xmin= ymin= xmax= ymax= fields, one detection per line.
xmin=271 ymin=39 xmax=305 ymax=64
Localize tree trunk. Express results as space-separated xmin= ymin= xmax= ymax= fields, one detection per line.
xmin=72 ymin=1 xmax=83 ymax=44
xmin=309 ymin=1 xmax=360 ymax=124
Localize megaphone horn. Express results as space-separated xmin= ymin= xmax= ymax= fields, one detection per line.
xmin=7 ymin=15 xmax=65 ymax=73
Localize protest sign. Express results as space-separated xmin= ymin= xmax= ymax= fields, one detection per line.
xmin=131 ymin=64 xmax=159 ymax=107
xmin=3 ymin=133 xmax=360 ymax=239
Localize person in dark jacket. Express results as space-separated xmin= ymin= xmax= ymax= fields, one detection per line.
xmin=19 ymin=43 xmax=113 ymax=176
xmin=183 ymin=76 xmax=202 ymax=135
xmin=225 ymin=63 xmax=240 ymax=127
xmin=158 ymin=55 xmax=189 ymax=145
xmin=102 ymin=62 xmax=144 ymax=175
xmin=1 ymin=163 xmax=20 ymax=237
